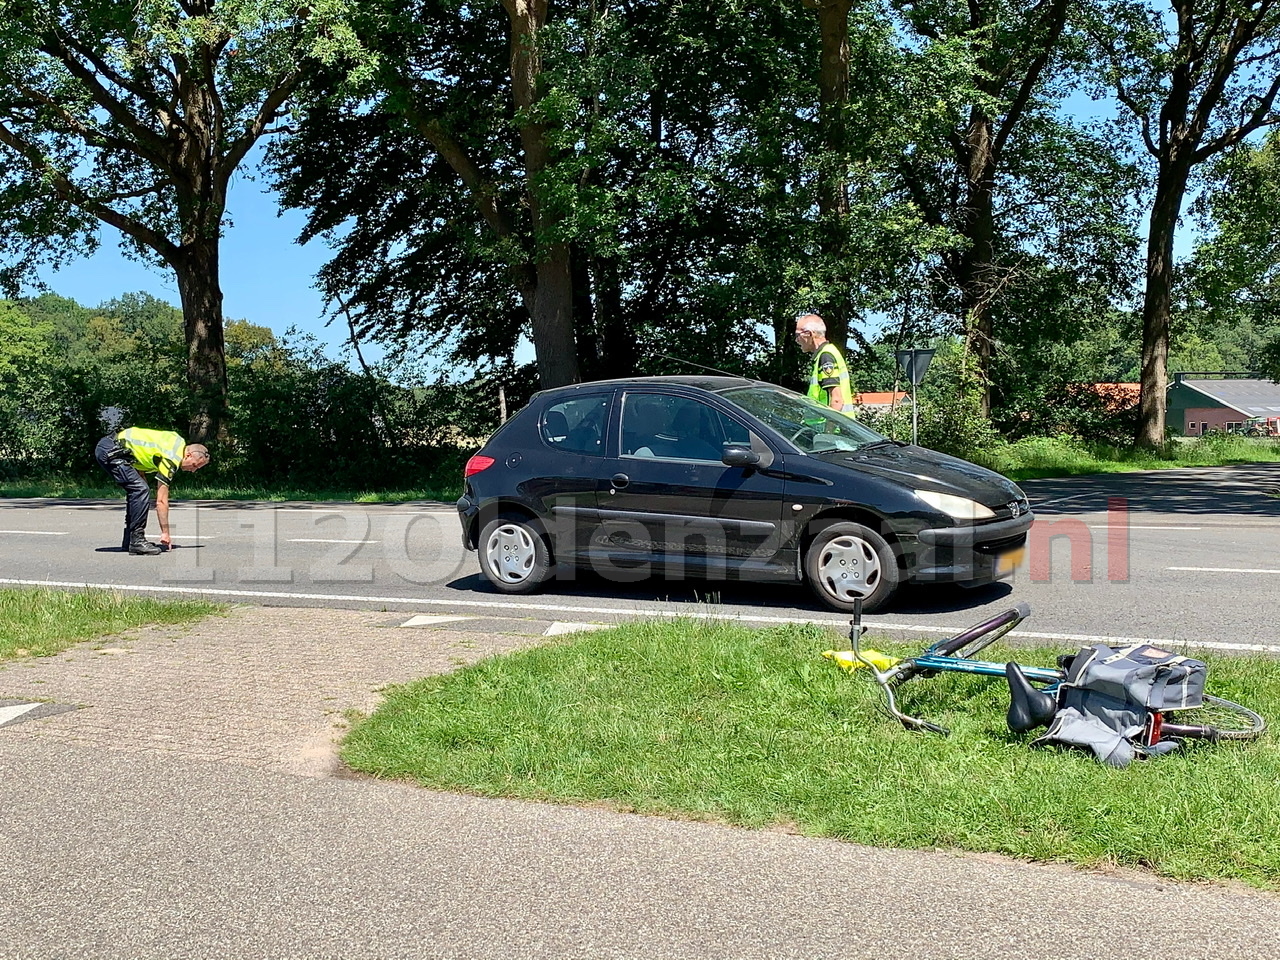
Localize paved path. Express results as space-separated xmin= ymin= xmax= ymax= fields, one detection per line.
xmin=2 ymin=607 xmax=1278 ymax=959
xmin=0 ymin=607 xmax=540 ymax=776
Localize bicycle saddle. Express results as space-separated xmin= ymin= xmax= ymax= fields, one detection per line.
xmin=1005 ymin=661 xmax=1058 ymax=733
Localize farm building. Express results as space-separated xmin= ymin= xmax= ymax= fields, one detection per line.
xmin=1167 ymin=373 xmax=1280 ymax=436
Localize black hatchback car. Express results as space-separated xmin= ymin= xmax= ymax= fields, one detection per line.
xmin=457 ymin=376 xmax=1033 ymax=613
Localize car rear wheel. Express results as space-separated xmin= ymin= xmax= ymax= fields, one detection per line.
xmin=479 ymin=514 xmax=554 ymax=594
xmin=803 ymin=521 xmax=899 ymax=613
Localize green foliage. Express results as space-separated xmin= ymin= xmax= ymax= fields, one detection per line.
xmin=0 ymin=0 xmax=372 ymax=282
xmin=973 ymin=432 xmax=1280 ymax=481
xmin=1186 ymin=130 xmax=1280 ymax=380
xmin=0 ymin=292 xmax=492 ymax=490
xmin=271 ymin=1 xmax=975 ymax=385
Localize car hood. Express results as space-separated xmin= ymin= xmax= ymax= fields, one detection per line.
xmin=813 ymin=443 xmax=1024 ymax=505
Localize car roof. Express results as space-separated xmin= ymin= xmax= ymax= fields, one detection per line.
xmin=533 ymin=375 xmax=761 ymax=400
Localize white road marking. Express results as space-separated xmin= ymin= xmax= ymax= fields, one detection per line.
xmin=1086 ymin=525 xmax=1202 ymax=530
xmin=286 ymin=539 xmax=380 ymax=544
xmin=1168 ymin=566 xmax=1280 ymax=574
xmin=543 ymin=621 xmax=610 ymax=636
xmin=3 ymin=577 xmax=1278 ymax=654
xmin=401 ymin=615 xmax=476 ymax=627
xmin=0 ymin=703 xmax=40 ymax=727
xmin=0 ymin=530 xmax=69 ymax=536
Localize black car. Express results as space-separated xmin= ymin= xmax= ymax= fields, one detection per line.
xmin=457 ymin=376 xmax=1033 ymax=613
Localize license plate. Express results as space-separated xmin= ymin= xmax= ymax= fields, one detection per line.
xmin=995 ymin=546 xmax=1026 ymax=576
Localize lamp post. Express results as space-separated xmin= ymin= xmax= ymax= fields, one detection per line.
xmin=895 ymin=348 xmax=935 ymax=446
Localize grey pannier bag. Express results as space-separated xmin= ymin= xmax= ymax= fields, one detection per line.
xmin=1033 ymin=643 xmax=1208 ymax=767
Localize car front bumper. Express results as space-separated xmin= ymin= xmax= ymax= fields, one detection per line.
xmin=907 ymin=512 xmax=1034 ymax=584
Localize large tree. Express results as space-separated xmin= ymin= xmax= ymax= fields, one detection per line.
xmin=1091 ymin=0 xmax=1280 ymax=445
xmin=0 ymin=0 xmax=361 ymax=440
xmin=891 ymin=0 xmax=1077 ymax=412
xmin=274 ymin=1 xmax=831 ymax=386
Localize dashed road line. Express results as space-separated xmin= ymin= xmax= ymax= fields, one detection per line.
xmin=543 ymin=621 xmax=610 ymax=636
xmin=0 ymin=702 xmax=40 ymax=726
xmin=1168 ymin=566 xmax=1280 ymax=574
xmin=287 ymin=539 xmax=382 ymax=544
xmin=0 ymin=530 xmax=69 ymax=536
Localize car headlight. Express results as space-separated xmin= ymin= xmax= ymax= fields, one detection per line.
xmin=914 ymin=490 xmax=996 ymax=521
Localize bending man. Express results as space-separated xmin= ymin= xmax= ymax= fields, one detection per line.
xmin=94 ymin=428 xmax=210 ymax=555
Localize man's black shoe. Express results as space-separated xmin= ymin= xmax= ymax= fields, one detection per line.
xmin=128 ymin=537 xmax=163 ymax=556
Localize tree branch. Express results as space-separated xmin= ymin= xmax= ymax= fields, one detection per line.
xmin=1195 ymin=73 xmax=1280 ymax=160
xmin=0 ymin=119 xmax=181 ymax=263
xmin=219 ymin=69 xmax=305 ymax=189
xmin=12 ymin=84 xmax=141 ymax=155
xmin=36 ymin=34 xmax=171 ymax=165
xmin=992 ymin=0 xmax=1069 ymax=162
xmin=395 ymin=95 xmax=519 ymax=241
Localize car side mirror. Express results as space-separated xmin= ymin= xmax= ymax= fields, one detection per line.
xmin=721 ymin=444 xmax=761 ymax=467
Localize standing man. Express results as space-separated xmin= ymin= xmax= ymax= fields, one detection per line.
xmin=794 ymin=313 xmax=854 ymax=412
xmin=94 ymin=427 xmax=210 ymax=555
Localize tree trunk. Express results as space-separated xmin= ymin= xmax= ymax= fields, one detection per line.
xmin=812 ymin=0 xmax=853 ymax=354
xmin=504 ymin=0 xmax=580 ymax=388
xmin=957 ymin=111 xmax=998 ymax=418
xmin=1135 ymin=169 xmax=1189 ymax=448
xmin=173 ymin=238 xmax=228 ymax=443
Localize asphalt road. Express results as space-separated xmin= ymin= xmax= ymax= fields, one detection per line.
xmin=3 ymin=462 xmax=1279 ymax=651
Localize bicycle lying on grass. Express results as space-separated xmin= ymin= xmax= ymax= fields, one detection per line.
xmin=830 ymin=601 xmax=1265 ymax=760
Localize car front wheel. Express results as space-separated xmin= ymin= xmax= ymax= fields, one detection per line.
xmin=803 ymin=521 xmax=899 ymax=613
xmin=479 ymin=514 xmax=554 ymax=594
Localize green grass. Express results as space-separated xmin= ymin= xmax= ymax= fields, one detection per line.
xmin=0 ymin=588 xmax=223 ymax=662
xmin=342 ymin=619 xmax=1280 ymax=887
xmin=979 ymin=434 xmax=1280 ymax=482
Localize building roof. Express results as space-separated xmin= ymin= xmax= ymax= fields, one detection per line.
xmin=1173 ymin=376 xmax=1280 ymax=416
xmin=1071 ymin=382 xmax=1140 ymax=411
xmin=855 ymin=391 xmax=910 ymax=407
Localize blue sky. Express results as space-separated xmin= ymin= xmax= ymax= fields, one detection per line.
xmin=29 ymin=160 xmax=351 ymax=359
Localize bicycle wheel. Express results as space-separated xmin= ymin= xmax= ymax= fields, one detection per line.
xmin=928 ymin=602 xmax=1031 ymax=659
xmin=1160 ymin=695 xmax=1267 ymax=743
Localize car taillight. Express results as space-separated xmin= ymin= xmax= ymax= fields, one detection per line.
xmin=464 ymin=455 xmax=495 ymax=477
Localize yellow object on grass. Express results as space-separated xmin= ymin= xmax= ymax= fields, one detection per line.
xmin=822 ymin=648 xmax=901 ymax=673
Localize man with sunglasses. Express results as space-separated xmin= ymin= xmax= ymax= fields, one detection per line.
xmin=794 ymin=314 xmax=854 ymax=412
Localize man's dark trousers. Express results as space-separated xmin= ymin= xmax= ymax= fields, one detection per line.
xmin=95 ymin=436 xmax=151 ymax=549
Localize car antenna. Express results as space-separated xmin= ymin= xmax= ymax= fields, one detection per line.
xmin=656 ymin=354 xmax=741 ymax=378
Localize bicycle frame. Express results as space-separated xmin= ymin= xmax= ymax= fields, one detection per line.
xmin=849 ymin=602 xmax=1058 ymax=736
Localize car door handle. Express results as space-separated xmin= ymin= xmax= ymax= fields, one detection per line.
xmin=611 ymin=473 xmax=630 ymax=489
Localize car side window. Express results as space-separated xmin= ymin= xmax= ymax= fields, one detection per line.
xmin=541 ymin=395 xmax=609 ymax=456
xmin=621 ymin=394 xmax=747 ymax=461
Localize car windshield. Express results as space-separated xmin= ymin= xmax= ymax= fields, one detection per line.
xmin=719 ymin=385 xmax=887 ymax=453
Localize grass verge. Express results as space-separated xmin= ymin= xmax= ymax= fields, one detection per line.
xmin=341 ymin=618 xmax=1280 ymax=888
xmin=0 ymin=588 xmax=223 ymax=663
xmin=979 ymin=434 xmax=1280 ymax=482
